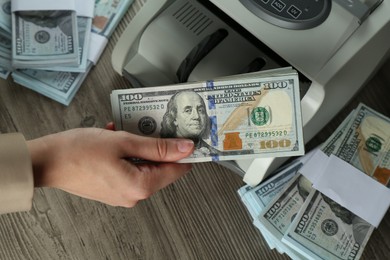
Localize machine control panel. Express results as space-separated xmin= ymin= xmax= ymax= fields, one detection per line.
xmin=239 ymin=0 xmax=383 ymax=29
xmin=239 ymin=0 xmax=332 ymax=29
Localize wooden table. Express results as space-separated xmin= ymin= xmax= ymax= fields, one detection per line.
xmin=0 ymin=1 xmax=389 ymax=259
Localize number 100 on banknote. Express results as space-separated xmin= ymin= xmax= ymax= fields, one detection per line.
xmin=111 ymin=70 xmax=305 ymax=163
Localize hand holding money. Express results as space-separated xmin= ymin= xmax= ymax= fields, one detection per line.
xmin=27 ymin=127 xmax=193 ymax=208
xmin=111 ymin=68 xmax=304 ymax=163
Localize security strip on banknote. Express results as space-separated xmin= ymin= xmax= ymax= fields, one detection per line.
xmin=111 ymin=68 xmax=304 ymax=163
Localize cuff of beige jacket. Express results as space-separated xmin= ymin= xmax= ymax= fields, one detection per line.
xmin=0 ymin=133 xmax=33 ymax=214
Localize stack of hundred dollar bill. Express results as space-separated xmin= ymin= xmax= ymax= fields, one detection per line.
xmin=238 ymin=103 xmax=390 ymax=260
xmin=0 ymin=0 xmax=134 ymax=105
xmin=111 ymin=67 xmax=305 ymax=162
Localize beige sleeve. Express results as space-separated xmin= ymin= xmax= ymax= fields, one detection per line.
xmin=0 ymin=133 xmax=34 ymax=214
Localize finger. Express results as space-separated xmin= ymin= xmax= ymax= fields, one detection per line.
xmin=136 ymin=162 xmax=192 ymax=194
xmin=105 ymin=122 xmax=115 ymax=131
xmin=122 ymin=135 xmax=194 ymax=162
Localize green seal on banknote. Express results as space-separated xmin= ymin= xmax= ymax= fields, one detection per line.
xmin=251 ymin=107 xmax=270 ymax=126
xmin=365 ymin=136 xmax=382 ymax=153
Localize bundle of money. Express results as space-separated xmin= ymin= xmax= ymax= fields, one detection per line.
xmin=238 ymin=103 xmax=390 ymax=260
xmin=11 ymin=8 xmax=79 ymax=68
xmin=0 ymin=33 xmax=11 ymax=72
xmin=237 ymin=156 xmax=309 ymax=253
xmin=111 ymin=68 xmax=305 ymax=163
xmin=0 ymin=0 xmax=11 ymax=78
xmin=1 ymin=0 xmax=134 ymax=105
xmin=0 ymin=0 xmax=11 ymax=33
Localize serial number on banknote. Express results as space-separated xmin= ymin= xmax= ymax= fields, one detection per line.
xmin=245 ymin=130 xmax=289 ymax=138
xmin=122 ymin=104 xmax=165 ymax=112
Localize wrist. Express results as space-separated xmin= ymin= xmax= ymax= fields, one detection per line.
xmin=27 ymin=137 xmax=54 ymax=188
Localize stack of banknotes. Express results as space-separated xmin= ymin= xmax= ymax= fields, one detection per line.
xmin=0 ymin=0 xmax=11 ymax=79
xmin=0 ymin=0 xmax=134 ymax=105
xmin=238 ymin=103 xmax=390 ymax=260
xmin=111 ymin=67 xmax=305 ymax=162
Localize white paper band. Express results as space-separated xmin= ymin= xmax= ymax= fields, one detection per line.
xmin=88 ymin=33 xmax=108 ymax=65
xmin=75 ymin=0 xmax=95 ymax=18
xmin=12 ymin=0 xmax=76 ymax=12
xmin=299 ymin=149 xmax=329 ymax=184
xmin=301 ymin=150 xmax=390 ymax=227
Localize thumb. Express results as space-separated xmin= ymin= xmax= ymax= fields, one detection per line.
xmin=124 ymin=136 xmax=195 ymax=162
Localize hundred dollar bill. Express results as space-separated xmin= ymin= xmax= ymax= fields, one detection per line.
xmin=86 ymin=0 xmax=134 ymax=66
xmin=243 ymin=161 xmax=304 ymax=219
xmin=0 ymin=0 xmax=11 ymax=33
xmin=88 ymin=0 xmax=134 ymax=64
xmin=12 ymin=10 xmax=79 ymax=67
xmin=12 ymin=61 xmax=93 ymax=106
xmin=0 ymin=54 xmax=11 ymax=71
xmin=39 ymin=15 xmax=93 ymax=72
xmin=73 ymin=16 xmax=91 ymax=71
xmin=255 ymin=174 xmax=313 ymax=257
xmin=0 ymin=32 xmax=11 ymax=51
xmin=0 ymin=66 xmax=9 ymax=79
xmin=238 ymin=183 xmax=278 ymax=250
xmin=92 ymin=0 xmax=133 ymax=38
xmin=335 ymin=103 xmax=390 ymax=186
xmin=321 ymin=110 xmax=355 ymax=156
xmin=0 ymin=33 xmax=11 ymax=67
xmin=111 ymin=69 xmax=304 ymax=163
xmin=0 ymin=27 xmax=10 ymax=40
xmin=282 ymin=190 xmax=374 ymax=260
xmin=240 ymin=160 xmax=304 ymax=250
xmin=242 ymin=146 xmax=317 ymax=217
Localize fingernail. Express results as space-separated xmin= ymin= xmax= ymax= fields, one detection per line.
xmin=177 ymin=139 xmax=194 ymax=153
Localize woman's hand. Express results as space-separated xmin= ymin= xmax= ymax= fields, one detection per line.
xmin=27 ymin=127 xmax=193 ymax=207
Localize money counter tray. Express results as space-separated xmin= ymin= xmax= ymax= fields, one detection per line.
xmin=112 ymin=0 xmax=390 ymax=185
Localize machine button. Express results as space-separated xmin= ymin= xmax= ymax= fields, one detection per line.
xmin=271 ymin=0 xmax=286 ymax=12
xmin=240 ymin=0 xmax=332 ymax=29
xmin=287 ymin=5 xmax=302 ymax=19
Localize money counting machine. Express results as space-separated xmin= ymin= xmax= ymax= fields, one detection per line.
xmin=111 ymin=0 xmax=390 ymax=185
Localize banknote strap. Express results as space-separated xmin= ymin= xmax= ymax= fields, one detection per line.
xmin=12 ymin=0 xmax=94 ymax=18
xmin=299 ymin=149 xmax=328 ymax=184
xmin=75 ymin=0 xmax=95 ymax=18
xmin=12 ymin=0 xmax=76 ymax=12
xmin=88 ymin=33 xmax=108 ymax=65
xmin=301 ymin=150 xmax=390 ymax=227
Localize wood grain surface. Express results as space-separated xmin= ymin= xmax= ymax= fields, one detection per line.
xmin=0 ymin=1 xmax=389 ymax=259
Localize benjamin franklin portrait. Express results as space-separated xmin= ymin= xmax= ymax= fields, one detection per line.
xmin=160 ymin=90 xmax=220 ymax=157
